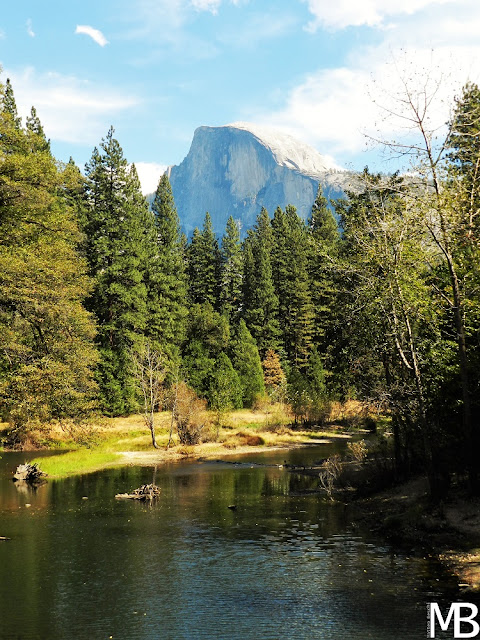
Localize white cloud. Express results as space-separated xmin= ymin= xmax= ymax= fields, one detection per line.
xmin=134 ymin=162 xmax=168 ymax=194
xmin=190 ymin=0 xmax=222 ymax=13
xmin=8 ymin=67 xmax=138 ymax=145
xmin=26 ymin=19 xmax=35 ymax=38
xmin=259 ymin=0 xmax=480 ymax=171
xmin=75 ymin=25 xmax=109 ymax=47
xmin=303 ymin=0 xmax=455 ymax=30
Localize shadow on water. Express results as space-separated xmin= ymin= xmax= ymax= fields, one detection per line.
xmin=0 ymin=448 xmax=462 ymax=640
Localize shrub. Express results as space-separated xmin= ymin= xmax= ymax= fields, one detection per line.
xmin=318 ymin=454 xmax=342 ymax=500
xmin=174 ymin=382 xmax=206 ymax=445
xmin=347 ymin=439 xmax=368 ymax=462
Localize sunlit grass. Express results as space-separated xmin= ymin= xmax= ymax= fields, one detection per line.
xmin=32 ymin=449 xmax=122 ymax=478
xmin=20 ymin=401 xmax=374 ymax=478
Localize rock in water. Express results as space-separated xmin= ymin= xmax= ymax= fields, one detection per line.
xmin=165 ymin=122 xmax=355 ymax=237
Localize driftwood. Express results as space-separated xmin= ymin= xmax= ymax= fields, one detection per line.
xmin=0 ymin=537 xmax=11 ymax=541
xmin=115 ymin=484 xmax=161 ymax=501
xmin=13 ymin=463 xmax=47 ymax=484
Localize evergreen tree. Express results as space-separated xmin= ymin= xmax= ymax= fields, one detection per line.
xmin=3 ymin=78 xmax=21 ymax=129
xmin=307 ymin=186 xmax=340 ymax=352
xmin=220 ymin=216 xmax=243 ymax=323
xmin=242 ymin=207 xmax=280 ymax=354
xmin=230 ymin=319 xmax=265 ymax=407
xmin=447 ymin=82 xmax=480 ymax=221
xmin=444 ymin=83 xmax=480 ymax=488
xmin=147 ymin=173 xmax=187 ymax=358
xmin=25 ymin=106 xmax=50 ymax=153
xmin=208 ymin=351 xmax=242 ymax=414
xmin=0 ymin=78 xmax=24 ymax=156
xmin=187 ymin=212 xmax=221 ymax=307
xmin=182 ymin=303 xmax=231 ymax=405
xmin=83 ymin=127 xmax=150 ymax=415
xmin=271 ymin=205 xmax=314 ymax=370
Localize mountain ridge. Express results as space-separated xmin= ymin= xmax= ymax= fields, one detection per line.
xmin=156 ymin=123 xmax=357 ymax=236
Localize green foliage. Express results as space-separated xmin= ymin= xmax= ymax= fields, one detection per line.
xmin=25 ymin=106 xmax=50 ymax=153
xmin=307 ymin=186 xmax=340 ymax=352
xmin=272 ymin=205 xmax=314 ymax=369
xmin=242 ymin=207 xmax=280 ymax=354
xmin=0 ymin=77 xmax=98 ymax=440
xmin=83 ymin=127 xmax=151 ymax=415
xmin=182 ymin=303 xmax=229 ymax=401
xmin=220 ymin=216 xmax=243 ymax=322
xmin=147 ymin=173 xmax=187 ymax=358
xmin=208 ymin=351 xmax=242 ymax=413
xmin=187 ymin=212 xmax=221 ymax=307
xmin=3 ymin=78 xmax=21 ymax=129
xmin=230 ymin=320 xmax=265 ymax=407
xmin=287 ymin=349 xmax=329 ymax=425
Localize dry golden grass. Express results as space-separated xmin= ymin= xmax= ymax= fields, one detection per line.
xmin=1 ymin=402 xmax=369 ymax=476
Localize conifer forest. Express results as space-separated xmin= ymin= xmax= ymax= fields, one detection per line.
xmin=1 ymin=75 xmax=480 ymax=500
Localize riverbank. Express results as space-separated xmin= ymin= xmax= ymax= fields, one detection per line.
xmin=0 ymin=403 xmax=361 ymax=478
xmin=346 ymin=475 xmax=480 ymax=593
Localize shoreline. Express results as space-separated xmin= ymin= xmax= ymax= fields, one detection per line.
xmin=345 ymin=476 xmax=480 ymax=594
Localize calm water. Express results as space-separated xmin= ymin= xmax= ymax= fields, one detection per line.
xmin=0 ymin=446 xmax=461 ymax=640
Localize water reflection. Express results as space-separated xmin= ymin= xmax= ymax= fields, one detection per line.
xmin=0 ymin=450 xmax=460 ymax=640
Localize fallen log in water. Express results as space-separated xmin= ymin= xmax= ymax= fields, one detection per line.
xmin=13 ymin=463 xmax=47 ymax=484
xmin=115 ymin=484 xmax=161 ymax=501
xmin=0 ymin=537 xmax=11 ymax=541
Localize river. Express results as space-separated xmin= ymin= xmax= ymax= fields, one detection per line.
xmin=0 ymin=445 xmax=460 ymax=639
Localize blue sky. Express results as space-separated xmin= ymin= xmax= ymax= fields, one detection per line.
xmin=1 ymin=0 xmax=479 ymax=192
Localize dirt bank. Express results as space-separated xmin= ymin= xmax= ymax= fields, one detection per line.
xmin=346 ymin=477 xmax=480 ymax=593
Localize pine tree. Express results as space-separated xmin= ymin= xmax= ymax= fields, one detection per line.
xmin=272 ymin=205 xmax=314 ymax=370
xmin=187 ymin=212 xmax=221 ymax=307
xmin=182 ymin=303 xmax=230 ymax=402
xmin=230 ymin=319 xmax=265 ymax=407
xmin=208 ymin=351 xmax=242 ymax=415
xmin=147 ymin=173 xmax=187 ymax=358
xmin=25 ymin=106 xmax=50 ymax=153
xmin=242 ymin=207 xmax=280 ymax=354
xmin=220 ymin=216 xmax=243 ymax=323
xmin=307 ymin=185 xmax=340 ymax=352
xmin=83 ymin=127 xmax=150 ymax=415
xmin=444 ymin=83 xmax=480 ymax=488
xmin=3 ymin=78 xmax=21 ymax=129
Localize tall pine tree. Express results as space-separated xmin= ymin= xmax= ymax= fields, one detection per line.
xmin=272 ymin=205 xmax=314 ymax=370
xmin=220 ymin=216 xmax=243 ymax=323
xmin=230 ymin=319 xmax=265 ymax=407
xmin=147 ymin=173 xmax=187 ymax=359
xmin=307 ymin=185 xmax=340 ymax=353
xmin=242 ymin=207 xmax=280 ymax=354
xmin=187 ymin=212 xmax=221 ymax=307
xmin=83 ymin=127 xmax=151 ymax=415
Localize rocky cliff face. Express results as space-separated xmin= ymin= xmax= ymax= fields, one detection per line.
xmin=166 ymin=122 xmax=354 ymax=237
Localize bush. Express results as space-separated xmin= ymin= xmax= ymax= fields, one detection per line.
xmin=347 ymin=439 xmax=368 ymax=462
xmin=174 ymin=382 xmax=206 ymax=445
xmin=318 ymin=454 xmax=342 ymax=500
